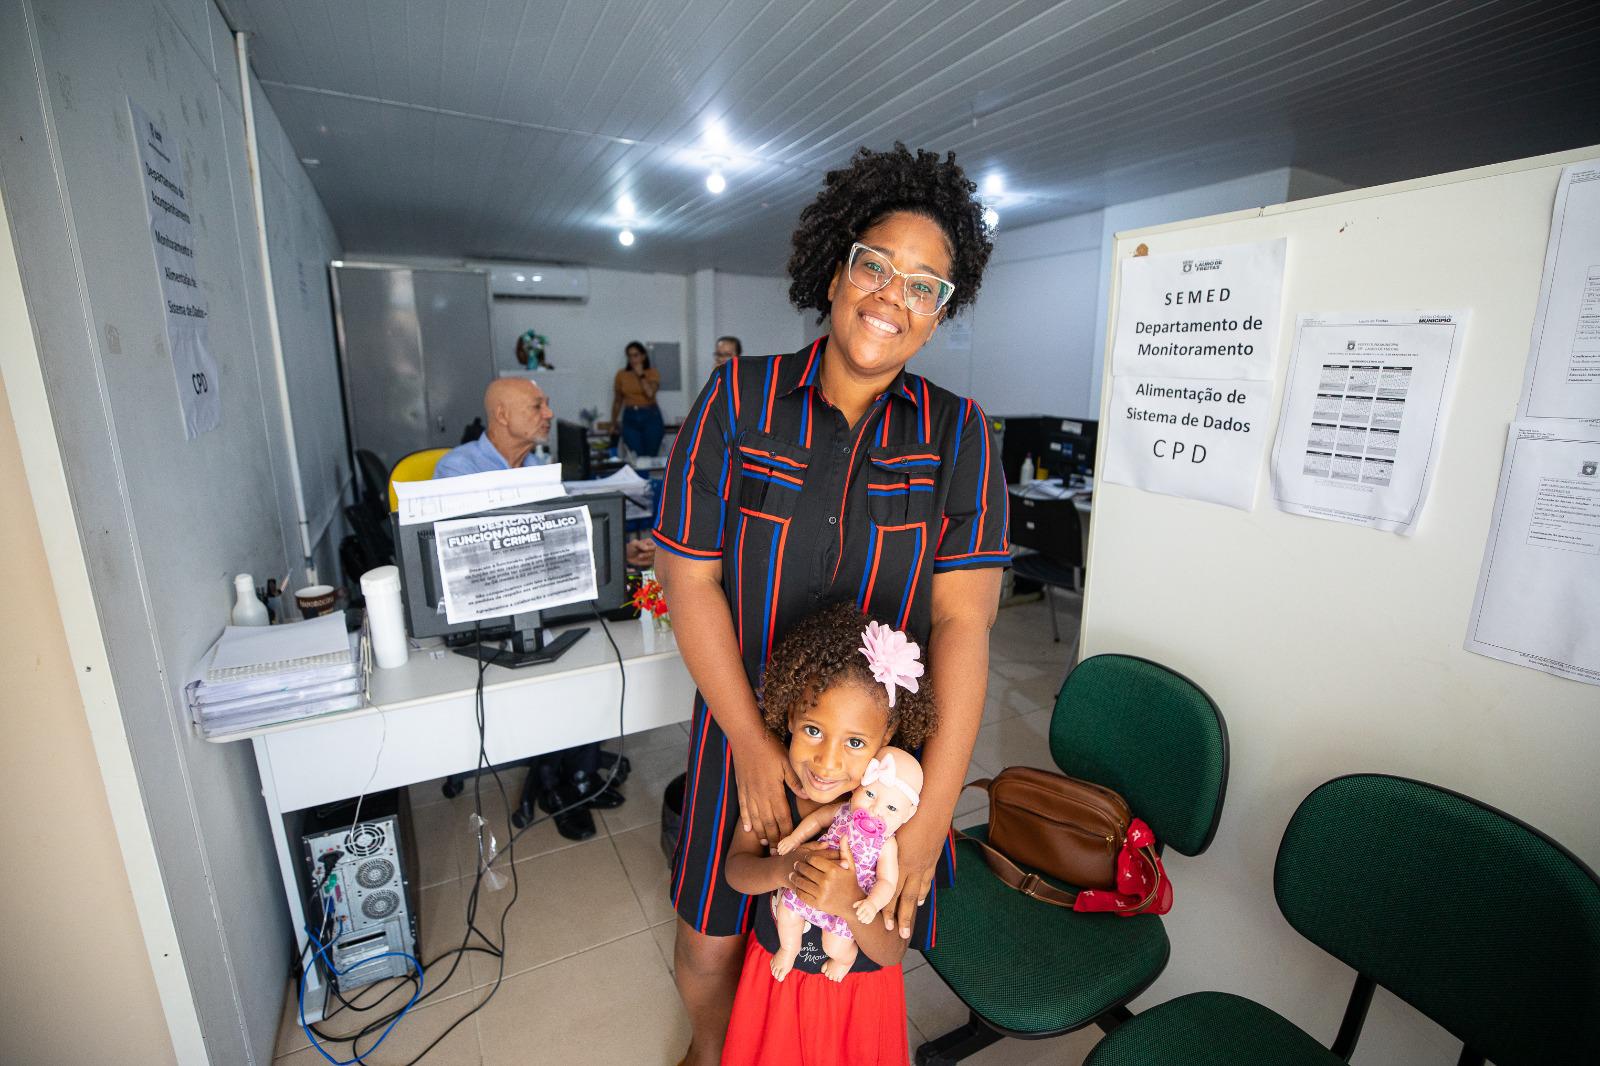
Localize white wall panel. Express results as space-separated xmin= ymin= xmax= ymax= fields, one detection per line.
xmin=0 ymin=1 xmax=346 ymax=1060
xmin=1082 ymin=146 xmax=1600 ymax=1065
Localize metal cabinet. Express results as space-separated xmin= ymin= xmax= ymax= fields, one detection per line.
xmin=331 ymin=263 xmax=496 ymax=468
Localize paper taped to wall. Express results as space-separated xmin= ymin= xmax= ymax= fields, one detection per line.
xmin=130 ymin=99 xmax=221 ymax=440
xmin=1270 ymin=311 xmax=1467 ymax=535
xmin=1111 ymin=239 xmax=1286 ymax=381
xmin=1465 ymin=422 xmax=1600 ymax=687
xmin=1519 ymin=156 xmax=1600 ymax=420
xmin=1101 ymin=376 xmax=1274 ymax=510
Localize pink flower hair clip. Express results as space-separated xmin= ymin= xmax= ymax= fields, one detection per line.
xmin=859 ymin=621 xmax=923 ymax=709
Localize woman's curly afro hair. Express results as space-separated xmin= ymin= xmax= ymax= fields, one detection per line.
xmin=787 ymin=143 xmax=993 ymax=322
xmin=760 ymin=602 xmax=937 ymax=750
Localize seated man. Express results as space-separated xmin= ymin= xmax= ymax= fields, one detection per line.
xmin=433 ymin=378 xmax=624 ymax=840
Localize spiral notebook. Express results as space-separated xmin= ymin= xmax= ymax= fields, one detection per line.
xmin=206 ymin=613 xmax=353 ymax=682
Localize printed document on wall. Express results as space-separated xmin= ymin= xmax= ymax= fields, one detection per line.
xmin=1465 ymin=423 xmax=1600 ymax=687
xmin=1519 ymin=157 xmax=1600 ymax=420
xmin=131 ymin=100 xmax=221 ymax=439
xmin=1111 ymin=239 xmax=1286 ymax=380
xmin=1102 ymin=377 xmax=1274 ymax=510
xmin=1270 ymin=312 xmax=1467 ymax=534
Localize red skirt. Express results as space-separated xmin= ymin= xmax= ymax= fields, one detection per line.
xmin=720 ymin=935 xmax=910 ymax=1066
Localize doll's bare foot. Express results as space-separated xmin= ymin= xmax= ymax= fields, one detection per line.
xmin=769 ymin=950 xmax=797 ymax=982
xmin=821 ymin=957 xmax=852 ymax=983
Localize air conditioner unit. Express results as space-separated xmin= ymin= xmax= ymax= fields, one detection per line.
xmin=486 ymin=264 xmax=589 ymax=301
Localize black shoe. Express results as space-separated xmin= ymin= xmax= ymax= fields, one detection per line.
xmin=598 ymin=750 xmax=632 ymax=786
xmin=537 ymin=788 xmax=597 ymax=840
xmin=570 ymin=770 xmax=626 ymax=810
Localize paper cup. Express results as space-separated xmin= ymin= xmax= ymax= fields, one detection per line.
xmin=295 ymin=584 xmax=338 ymax=619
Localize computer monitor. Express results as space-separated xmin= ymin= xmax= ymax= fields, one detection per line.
xmin=391 ymin=493 xmax=626 ymax=668
xmin=1044 ymin=418 xmax=1098 ymax=480
xmin=556 ymin=419 xmax=592 ymax=482
xmin=1000 ymin=415 xmax=1099 ymax=483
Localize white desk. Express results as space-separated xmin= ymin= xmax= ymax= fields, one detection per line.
xmin=245 ymin=620 xmax=694 ymax=1020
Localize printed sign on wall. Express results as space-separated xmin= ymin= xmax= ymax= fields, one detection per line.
xmin=1111 ymin=240 xmax=1286 ymax=381
xmin=1103 ymin=239 xmax=1287 ymax=509
xmin=130 ymin=100 xmax=221 ymax=439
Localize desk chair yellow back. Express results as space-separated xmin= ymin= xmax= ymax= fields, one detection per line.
xmin=387 ymin=447 xmax=451 ymax=512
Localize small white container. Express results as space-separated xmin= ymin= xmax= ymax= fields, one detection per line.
xmin=361 ymin=565 xmax=410 ymax=669
xmin=231 ymin=573 xmax=269 ymax=627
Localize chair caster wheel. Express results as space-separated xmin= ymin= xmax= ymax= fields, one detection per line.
xmin=441 ymin=777 xmax=464 ymax=799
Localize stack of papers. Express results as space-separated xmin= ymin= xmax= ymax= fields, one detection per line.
xmin=188 ymin=614 xmax=368 ymax=738
xmin=563 ymin=465 xmax=655 ymax=521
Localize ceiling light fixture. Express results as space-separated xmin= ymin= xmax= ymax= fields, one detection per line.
xmin=617 ymin=194 xmax=636 ymax=218
xmin=982 ymin=206 xmax=1000 ymax=231
xmin=705 ymin=169 xmax=727 ymax=195
xmin=982 ymin=173 xmax=1004 ymax=197
xmin=618 ymin=229 xmax=635 ymax=247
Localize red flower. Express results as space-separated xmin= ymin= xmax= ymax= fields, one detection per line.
xmin=631 ymin=579 xmax=669 ymax=619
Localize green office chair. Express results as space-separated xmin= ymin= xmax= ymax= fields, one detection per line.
xmin=1085 ymin=774 xmax=1600 ymax=1066
xmin=916 ymin=654 xmax=1229 ymax=1064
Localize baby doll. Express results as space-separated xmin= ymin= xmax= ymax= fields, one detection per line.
xmin=771 ymin=745 xmax=924 ymax=982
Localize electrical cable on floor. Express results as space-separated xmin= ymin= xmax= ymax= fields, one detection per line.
xmin=299 ymin=610 xmax=628 ymax=1064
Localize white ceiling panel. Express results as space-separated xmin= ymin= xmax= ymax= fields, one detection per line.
xmin=222 ymin=0 xmax=1600 ymax=274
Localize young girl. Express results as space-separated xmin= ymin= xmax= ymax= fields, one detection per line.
xmin=720 ymin=603 xmax=939 ymax=1066
xmin=770 ymin=745 xmax=924 ymax=983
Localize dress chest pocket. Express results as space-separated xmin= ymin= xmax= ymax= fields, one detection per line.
xmin=736 ymin=430 xmax=810 ymax=521
xmin=866 ymin=446 xmax=941 ymax=529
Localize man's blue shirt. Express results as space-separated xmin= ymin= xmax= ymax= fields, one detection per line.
xmin=432 ymin=435 xmax=548 ymax=479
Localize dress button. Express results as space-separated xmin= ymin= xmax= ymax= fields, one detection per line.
xmin=827 ymin=516 xmax=837 ymax=525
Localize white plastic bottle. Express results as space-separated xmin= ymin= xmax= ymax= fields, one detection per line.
xmin=1019 ymin=454 xmax=1035 ymax=485
xmin=361 ymin=565 xmax=410 ymax=669
xmin=231 ymin=573 xmax=269 ymax=627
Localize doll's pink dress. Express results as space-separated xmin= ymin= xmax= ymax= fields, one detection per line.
xmin=778 ymin=805 xmax=886 ymax=938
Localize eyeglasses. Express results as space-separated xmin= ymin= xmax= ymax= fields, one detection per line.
xmin=846 ymin=243 xmax=955 ymax=316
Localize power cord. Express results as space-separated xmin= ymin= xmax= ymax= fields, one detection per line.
xmin=299 ymin=925 xmax=422 ymax=1064
xmin=298 ymin=610 xmax=628 ymax=1063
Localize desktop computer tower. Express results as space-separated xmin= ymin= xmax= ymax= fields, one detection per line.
xmin=301 ymin=788 xmax=420 ymax=990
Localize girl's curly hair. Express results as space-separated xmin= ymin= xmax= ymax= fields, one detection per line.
xmin=760 ymin=602 xmax=937 ymax=749
xmin=787 ymin=143 xmax=993 ymax=323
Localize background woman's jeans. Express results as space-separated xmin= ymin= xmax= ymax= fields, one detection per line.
xmin=621 ymin=403 xmax=665 ymax=457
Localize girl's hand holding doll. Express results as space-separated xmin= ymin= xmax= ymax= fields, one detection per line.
xmin=788 ymin=838 xmax=862 ymax=917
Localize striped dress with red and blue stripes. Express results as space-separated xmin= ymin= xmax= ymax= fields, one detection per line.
xmin=653 ymin=336 xmax=1010 ymax=945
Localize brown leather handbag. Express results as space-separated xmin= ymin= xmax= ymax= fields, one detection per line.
xmin=958 ymin=766 xmax=1159 ymax=911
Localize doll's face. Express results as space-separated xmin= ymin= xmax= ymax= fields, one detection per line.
xmin=787 ymin=682 xmax=892 ymax=803
xmin=849 ymin=748 xmax=923 ymax=835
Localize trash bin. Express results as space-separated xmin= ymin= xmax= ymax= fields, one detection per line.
xmin=660 ymin=772 xmax=687 ymax=864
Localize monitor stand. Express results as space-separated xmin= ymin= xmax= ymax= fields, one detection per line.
xmin=452 ymin=625 xmax=587 ymax=669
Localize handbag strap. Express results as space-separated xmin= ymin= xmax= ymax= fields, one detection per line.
xmin=952 ymin=828 xmax=1080 ymax=908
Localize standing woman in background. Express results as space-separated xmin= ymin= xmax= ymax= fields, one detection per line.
xmin=653 ymin=143 xmax=1007 ymax=1065
xmin=612 ymin=340 xmax=665 ymax=456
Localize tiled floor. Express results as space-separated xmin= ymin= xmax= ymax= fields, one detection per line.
xmin=274 ymin=594 xmax=1086 ymax=1065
